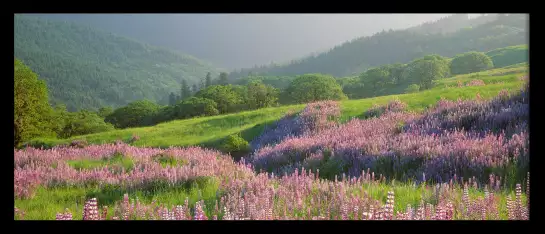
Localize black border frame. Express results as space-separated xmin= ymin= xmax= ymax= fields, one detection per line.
xmin=7 ymin=6 xmax=539 ymax=234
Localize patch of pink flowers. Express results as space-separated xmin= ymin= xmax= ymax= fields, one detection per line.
xmin=14 ymin=145 xmax=255 ymax=199
xmin=46 ymin=170 xmax=529 ymax=220
xmin=250 ymin=88 xmax=528 ymax=184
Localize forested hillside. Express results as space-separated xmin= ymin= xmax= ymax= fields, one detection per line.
xmin=14 ymin=15 xmax=221 ymax=111
xmin=405 ymin=14 xmax=499 ymax=34
xmin=229 ymin=14 xmax=528 ymax=79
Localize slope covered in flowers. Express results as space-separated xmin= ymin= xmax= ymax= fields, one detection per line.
xmin=15 ymin=83 xmax=529 ymax=220
xmin=15 ymin=66 xmax=529 ymax=220
xmin=249 ymin=86 xmax=528 ymax=187
xmin=27 ymin=65 xmax=527 ymax=150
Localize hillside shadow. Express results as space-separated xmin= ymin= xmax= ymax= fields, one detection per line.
xmin=196 ymin=111 xmax=267 ymax=129
xmin=198 ymin=119 xmax=278 ymax=162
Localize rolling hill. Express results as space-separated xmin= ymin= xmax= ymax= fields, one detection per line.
xmin=229 ymin=14 xmax=528 ymax=79
xmin=14 ymin=14 xmax=222 ymax=111
xmin=28 ymin=63 xmax=528 ymax=149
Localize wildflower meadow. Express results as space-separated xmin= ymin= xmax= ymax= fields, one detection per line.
xmin=14 ymin=85 xmax=529 ymax=220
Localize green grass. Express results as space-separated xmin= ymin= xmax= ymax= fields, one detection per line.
xmin=346 ymin=181 xmax=526 ymax=219
xmin=14 ymin=177 xmax=220 ymax=220
xmin=64 ymin=152 xmax=135 ymax=172
xmin=29 ymin=65 xmax=528 ymax=150
xmin=15 ymin=176 xmax=524 ymax=220
xmin=152 ymin=153 xmax=189 ymax=168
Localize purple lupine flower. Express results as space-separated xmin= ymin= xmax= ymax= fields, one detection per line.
xmin=194 ymin=201 xmax=208 ymax=220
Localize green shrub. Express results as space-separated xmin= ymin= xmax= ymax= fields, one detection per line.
xmin=22 ymin=139 xmax=55 ymax=149
xmin=56 ymin=109 xmax=115 ymax=139
xmin=450 ymin=51 xmax=494 ymax=75
xmin=221 ymin=134 xmax=250 ymax=153
xmin=402 ymin=56 xmax=450 ymax=90
xmin=70 ymin=140 xmax=88 ymax=148
xmin=105 ymin=100 xmax=161 ymax=129
xmin=285 ymin=74 xmax=347 ymax=104
xmin=195 ymin=85 xmax=245 ymax=114
xmin=173 ymin=97 xmax=220 ymax=119
xmin=405 ymin=84 xmax=420 ymax=93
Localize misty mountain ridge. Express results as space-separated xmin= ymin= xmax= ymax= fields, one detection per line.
xmin=229 ymin=14 xmax=527 ymax=79
xmin=32 ymin=14 xmax=453 ymax=70
xmin=14 ymin=14 xmax=222 ymax=111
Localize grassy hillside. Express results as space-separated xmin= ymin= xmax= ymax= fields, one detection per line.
xmin=486 ymin=44 xmax=528 ymax=68
xmin=229 ymin=14 xmax=527 ymax=79
xmin=28 ymin=64 xmax=528 ymax=149
xmin=14 ymin=14 xmax=221 ymax=111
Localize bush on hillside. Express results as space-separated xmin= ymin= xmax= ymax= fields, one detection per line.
xmin=173 ymin=97 xmax=219 ymax=119
xmin=70 ymin=140 xmax=88 ymax=148
xmin=151 ymin=105 xmax=177 ymax=124
xmin=221 ymin=134 xmax=250 ymax=153
xmin=97 ymin=107 xmax=114 ymax=118
xmin=195 ymin=85 xmax=244 ymax=114
xmin=450 ymin=51 xmax=494 ymax=75
xmin=402 ymin=55 xmax=451 ymax=90
xmin=51 ymin=106 xmax=115 ymax=138
xmin=246 ymin=81 xmax=279 ymax=109
xmin=405 ymin=84 xmax=420 ymax=93
xmin=105 ymin=100 xmax=162 ymax=129
xmin=285 ymin=74 xmax=347 ymax=104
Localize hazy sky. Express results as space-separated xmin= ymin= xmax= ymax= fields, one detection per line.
xmin=35 ymin=14 xmax=452 ymax=70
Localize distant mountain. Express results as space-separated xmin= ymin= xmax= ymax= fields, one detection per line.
xmin=406 ymin=14 xmax=499 ymax=35
xmin=32 ymin=14 xmax=451 ymax=70
xmin=229 ymin=14 xmax=528 ymax=79
xmin=14 ymin=15 xmax=222 ymax=111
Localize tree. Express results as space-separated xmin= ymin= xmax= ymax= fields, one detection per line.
xmin=180 ymin=79 xmax=191 ymax=100
xmin=50 ymin=104 xmax=69 ymax=137
xmin=97 ymin=106 xmax=114 ymax=118
xmin=414 ymin=54 xmax=451 ymax=77
xmin=195 ymin=85 xmax=244 ymax=113
xmin=205 ymin=72 xmax=212 ymax=88
xmin=58 ymin=110 xmax=115 ymax=138
xmin=192 ymin=84 xmax=199 ymax=95
xmin=169 ymin=92 xmax=177 ymax=106
xmin=405 ymin=84 xmax=420 ymax=93
xmin=105 ymin=100 xmax=161 ymax=128
xmin=14 ymin=59 xmax=55 ymax=147
xmin=386 ymin=63 xmax=407 ymax=84
xmin=173 ymin=97 xmax=219 ymax=119
xmin=200 ymin=76 xmax=206 ymax=90
xmin=247 ymin=81 xmax=279 ymax=109
xmin=285 ymin=74 xmax=347 ymax=104
xmin=450 ymin=51 xmax=494 ymax=75
xmin=219 ymin=72 xmax=228 ymax=85
xmin=403 ymin=59 xmax=446 ymax=90
xmin=152 ymin=105 xmax=176 ymax=125
xmin=360 ymin=66 xmax=390 ymax=90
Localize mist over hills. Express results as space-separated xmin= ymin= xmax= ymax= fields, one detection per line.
xmin=228 ymin=14 xmax=528 ymax=78
xmin=15 ymin=14 xmax=221 ymax=111
xmin=14 ymin=14 xmax=527 ymax=112
xmin=32 ymin=14 xmax=452 ymax=70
